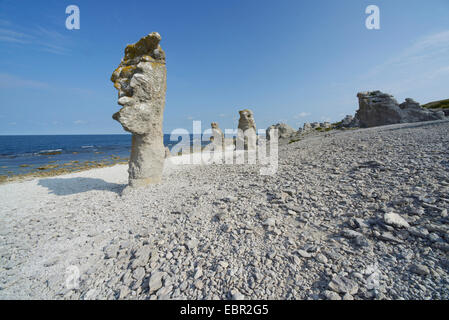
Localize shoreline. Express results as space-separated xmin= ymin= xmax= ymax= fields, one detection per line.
xmin=0 ymin=134 xmax=213 ymax=184
xmin=0 ymin=139 xmax=261 ymax=185
xmin=2 ymin=119 xmax=447 ymax=185
xmin=0 ymin=158 xmax=130 ymax=185
xmin=0 ymin=146 xmax=237 ymax=185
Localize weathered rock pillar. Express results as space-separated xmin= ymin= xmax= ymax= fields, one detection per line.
xmin=236 ymin=109 xmax=257 ymax=150
xmin=210 ymin=122 xmax=225 ymax=151
xmin=111 ymin=32 xmax=167 ymax=187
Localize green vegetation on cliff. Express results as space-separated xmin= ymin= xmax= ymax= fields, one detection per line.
xmin=422 ymin=99 xmax=449 ymax=109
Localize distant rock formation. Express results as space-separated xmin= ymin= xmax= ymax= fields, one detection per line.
xmin=340 ymin=115 xmax=355 ymax=127
xmin=321 ymin=122 xmax=331 ymax=129
xmin=266 ymin=123 xmax=296 ymax=140
xmin=334 ymin=115 xmax=359 ymax=129
xmin=210 ymin=122 xmax=225 ymax=151
xmin=111 ymin=32 xmax=167 ymax=187
xmin=303 ymin=123 xmax=312 ymax=131
xmin=165 ymin=147 xmax=171 ymax=158
xmin=311 ymin=122 xmax=320 ymax=129
xmin=355 ymin=91 xmax=445 ymax=128
xmin=236 ymin=109 xmax=257 ymax=150
xmin=302 ymin=121 xmax=332 ymax=132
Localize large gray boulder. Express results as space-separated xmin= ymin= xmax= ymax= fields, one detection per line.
xmin=321 ymin=122 xmax=331 ymax=129
xmin=310 ymin=122 xmax=320 ymax=129
xmin=111 ymin=32 xmax=167 ymax=187
xmin=303 ymin=123 xmax=312 ymax=131
xmin=355 ymin=91 xmax=445 ymax=128
xmin=341 ymin=115 xmax=353 ymax=126
xmin=337 ymin=115 xmax=359 ymax=128
xmin=266 ymin=123 xmax=296 ymax=140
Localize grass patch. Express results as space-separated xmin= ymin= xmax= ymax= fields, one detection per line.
xmin=423 ymin=99 xmax=449 ymax=109
xmin=289 ymin=138 xmax=300 ymax=144
xmin=332 ymin=121 xmax=342 ymax=127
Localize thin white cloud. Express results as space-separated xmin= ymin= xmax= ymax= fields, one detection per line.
xmin=293 ymin=112 xmax=311 ymax=119
xmin=35 ymin=26 xmax=66 ymax=41
xmin=0 ymin=19 xmax=11 ymax=26
xmin=341 ymin=29 xmax=449 ymax=99
xmin=0 ymin=28 xmax=28 ymax=44
xmin=0 ymin=20 xmax=70 ymax=55
xmin=73 ymin=120 xmax=87 ymax=125
xmin=0 ymin=73 xmax=99 ymax=95
xmin=0 ymin=73 xmax=49 ymax=89
xmin=412 ymin=30 xmax=449 ymax=51
xmin=0 ymin=35 xmax=28 ymax=44
xmin=38 ymin=43 xmax=69 ymax=55
xmin=428 ymin=65 xmax=449 ymax=79
xmin=369 ymin=30 xmax=449 ymax=76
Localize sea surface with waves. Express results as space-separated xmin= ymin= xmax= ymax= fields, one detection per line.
xmin=0 ymin=134 xmax=209 ymax=177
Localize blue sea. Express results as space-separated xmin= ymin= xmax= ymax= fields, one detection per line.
xmin=0 ymin=134 xmax=208 ymax=176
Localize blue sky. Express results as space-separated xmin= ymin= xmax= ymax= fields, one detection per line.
xmin=0 ymin=0 xmax=448 ymax=135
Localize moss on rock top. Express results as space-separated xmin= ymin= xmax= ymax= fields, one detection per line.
xmin=123 ymin=32 xmax=165 ymax=62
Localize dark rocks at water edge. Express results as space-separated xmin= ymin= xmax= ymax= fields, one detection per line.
xmin=39 ymin=150 xmax=63 ymax=156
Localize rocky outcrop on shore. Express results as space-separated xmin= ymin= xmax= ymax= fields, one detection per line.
xmin=335 ymin=115 xmax=359 ymax=129
xmin=266 ymin=123 xmax=296 ymax=141
xmin=265 ymin=121 xmax=338 ymax=145
xmin=301 ymin=122 xmax=332 ymax=133
xmin=354 ymin=91 xmax=445 ymax=128
xmin=1 ymin=120 xmax=448 ymax=300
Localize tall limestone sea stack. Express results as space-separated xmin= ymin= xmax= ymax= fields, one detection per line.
xmin=111 ymin=32 xmax=167 ymax=187
xmin=236 ymin=109 xmax=257 ymax=150
xmin=210 ymin=122 xmax=225 ymax=151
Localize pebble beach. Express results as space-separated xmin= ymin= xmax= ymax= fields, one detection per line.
xmin=1 ymin=119 xmax=448 ymax=300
